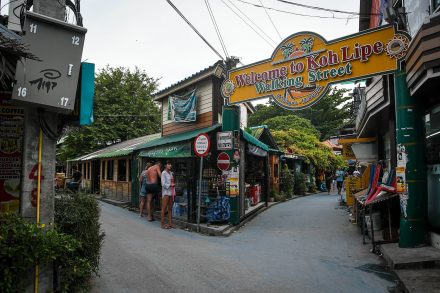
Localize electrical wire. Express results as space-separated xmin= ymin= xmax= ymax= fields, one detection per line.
xmin=224 ymin=0 xmax=277 ymax=46
xmin=275 ymin=0 xmax=381 ymax=16
xmin=221 ymin=0 xmax=275 ymax=48
xmin=204 ymin=0 xmax=229 ymax=59
xmin=166 ymin=0 xmax=225 ymax=61
xmin=0 ymin=0 xmax=18 ymax=13
xmin=258 ymin=0 xmax=282 ymax=40
xmin=235 ymin=0 xmax=366 ymax=20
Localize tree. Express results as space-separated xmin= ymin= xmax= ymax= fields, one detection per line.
xmin=58 ymin=66 xmax=161 ymax=162
xmin=271 ymin=128 xmax=346 ymax=171
xmin=248 ymin=88 xmax=352 ymax=140
xmin=262 ymin=115 xmax=346 ymax=171
xmin=262 ymin=115 xmax=320 ymax=138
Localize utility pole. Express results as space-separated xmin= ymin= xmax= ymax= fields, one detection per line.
xmin=394 ymin=68 xmax=428 ymax=247
xmin=21 ymin=1 xmax=66 ymax=292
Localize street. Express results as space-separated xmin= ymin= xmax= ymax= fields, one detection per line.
xmin=91 ymin=193 xmax=396 ymax=293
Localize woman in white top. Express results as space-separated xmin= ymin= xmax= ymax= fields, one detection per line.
xmin=161 ymin=161 xmax=175 ymax=229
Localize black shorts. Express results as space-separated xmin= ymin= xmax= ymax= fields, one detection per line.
xmin=145 ymin=183 xmax=159 ymax=195
xmin=336 ymin=181 xmax=343 ymax=188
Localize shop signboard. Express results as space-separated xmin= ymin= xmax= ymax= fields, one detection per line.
xmin=194 ymin=133 xmax=210 ymax=157
xmin=138 ymin=142 xmax=191 ymax=158
xmin=221 ymin=25 xmax=410 ymax=110
xmin=217 ymin=152 xmax=230 ymax=171
xmin=217 ymin=131 xmax=233 ymax=150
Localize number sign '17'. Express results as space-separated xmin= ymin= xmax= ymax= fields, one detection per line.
xmin=221 ymin=25 xmax=410 ymax=110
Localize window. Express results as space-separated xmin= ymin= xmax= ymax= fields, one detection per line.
xmin=106 ymin=160 xmax=114 ymax=180
xmin=434 ymin=0 xmax=440 ymax=13
xmin=128 ymin=160 xmax=132 ymax=182
xmin=117 ymin=159 xmax=127 ymax=181
xmin=274 ymin=163 xmax=279 ymax=178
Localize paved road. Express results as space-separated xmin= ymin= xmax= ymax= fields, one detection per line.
xmin=91 ymin=193 xmax=396 ymax=293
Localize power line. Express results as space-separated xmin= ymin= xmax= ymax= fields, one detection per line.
xmin=275 ymin=0 xmax=381 ymax=16
xmin=221 ymin=0 xmax=276 ymax=49
xmin=0 ymin=0 xmax=18 ymax=12
xmin=235 ymin=0 xmax=364 ymax=20
xmin=204 ymin=0 xmax=229 ymax=58
xmin=225 ymin=0 xmax=277 ymax=46
xmin=166 ymin=0 xmax=225 ymax=60
xmin=258 ymin=0 xmax=282 ymax=41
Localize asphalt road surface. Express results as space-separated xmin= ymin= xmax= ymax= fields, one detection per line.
xmin=91 ymin=193 xmax=396 ymax=293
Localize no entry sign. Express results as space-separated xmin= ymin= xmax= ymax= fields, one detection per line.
xmin=217 ymin=152 xmax=230 ymax=171
xmin=194 ymin=133 xmax=210 ymax=157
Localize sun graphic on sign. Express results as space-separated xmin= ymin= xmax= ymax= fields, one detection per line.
xmin=385 ymin=34 xmax=410 ymax=59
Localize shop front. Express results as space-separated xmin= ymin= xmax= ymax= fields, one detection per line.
xmin=134 ymin=124 xmax=225 ymax=224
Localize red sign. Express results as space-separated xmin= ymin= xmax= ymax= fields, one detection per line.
xmin=194 ymin=133 xmax=210 ymax=157
xmin=217 ymin=152 xmax=230 ymax=171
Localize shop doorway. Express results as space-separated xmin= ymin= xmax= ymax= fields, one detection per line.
xmin=243 ymin=153 xmax=267 ymax=215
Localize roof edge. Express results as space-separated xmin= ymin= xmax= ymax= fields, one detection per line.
xmin=153 ymin=61 xmax=225 ymax=101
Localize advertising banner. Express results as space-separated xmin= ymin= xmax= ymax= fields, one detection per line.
xmin=0 ymin=105 xmax=24 ymax=214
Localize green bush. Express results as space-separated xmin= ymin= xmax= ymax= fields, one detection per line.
xmin=0 ymin=213 xmax=80 ymax=293
xmin=55 ymin=192 xmax=105 ymax=292
xmin=281 ymin=165 xmax=294 ymax=197
xmin=274 ymin=191 xmax=287 ymax=202
xmin=294 ymin=172 xmax=307 ymax=195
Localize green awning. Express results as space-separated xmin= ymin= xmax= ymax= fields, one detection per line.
xmin=242 ymin=130 xmax=270 ymax=151
xmin=138 ymin=142 xmax=191 ymax=158
xmin=134 ymin=124 xmax=221 ymax=151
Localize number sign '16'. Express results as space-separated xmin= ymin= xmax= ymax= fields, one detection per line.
xmin=221 ymin=25 xmax=410 ymax=110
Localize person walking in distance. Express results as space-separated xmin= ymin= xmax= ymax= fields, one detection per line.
xmin=145 ymin=161 xmax=162 ymax=221
xmin=335 ymin=168 xmax=346 ymax=196
xmin=324 ymin=169 xmax=333 ymax=195
xmin=161 ymin=161 xmax=175 ymax=229
xmin=139 ymin=162 xmax=152 ymax=218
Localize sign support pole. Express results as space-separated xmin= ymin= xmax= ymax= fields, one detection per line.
xmin=197 ymin=156 xmax=203 ymax=232
xmin=193 ymin=133 xmax=210 ymax=232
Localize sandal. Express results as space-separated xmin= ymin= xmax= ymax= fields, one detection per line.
xmin=161 ymin=225 xmax=171 ymax=229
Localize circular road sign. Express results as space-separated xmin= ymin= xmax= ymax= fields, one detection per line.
xmin=194 ymin=133 xmax=210 ymax=157
xmin=217 ymin=152 xmax=230 ymax=171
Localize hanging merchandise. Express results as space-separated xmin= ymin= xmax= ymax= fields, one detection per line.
xmin=170 ymin=89 xmax=197 ymax=122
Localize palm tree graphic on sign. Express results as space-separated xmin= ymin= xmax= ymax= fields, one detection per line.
xmin=299 ymin=37 xmax=314 ymax=53
xmin=281 ymin=43 xmax=294 ymax=59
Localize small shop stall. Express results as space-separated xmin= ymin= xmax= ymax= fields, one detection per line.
xmin=352 ymin=162 xmax=400 ymax=253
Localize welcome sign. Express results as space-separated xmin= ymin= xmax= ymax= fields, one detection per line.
xmin=222 ymin=25 xmax=410 ymax=110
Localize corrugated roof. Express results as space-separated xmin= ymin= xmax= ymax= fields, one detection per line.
xmin=0 ymin=24 xmax=21 ymax=41
xmin=70 ymin=133 xmax=161 ymax=161
xmin=134 ymin=124 xmax=221 ymax=151
xmin=153 ymin=60 xmax=225 ymax=100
